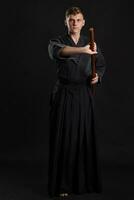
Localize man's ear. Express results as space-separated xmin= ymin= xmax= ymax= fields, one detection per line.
xmin=82 ymin=19 xmax=85 ymax=27
xmin=64 ymin=20 xmax=67 ymax=26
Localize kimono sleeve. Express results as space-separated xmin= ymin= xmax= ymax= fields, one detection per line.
xmin=95 ymin=47 xmax=106 ymax=83
xmin=48 ymin=38 xmax=67 ymax=61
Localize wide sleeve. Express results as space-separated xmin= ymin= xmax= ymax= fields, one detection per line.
xmin=48 ymin=38 xmax=68 ymax=61
xmin=95 ymin=46 xmax=106 ymax=83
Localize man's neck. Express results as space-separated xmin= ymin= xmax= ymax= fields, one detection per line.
xmin=69 ymin=32 xmax=80 ymax=44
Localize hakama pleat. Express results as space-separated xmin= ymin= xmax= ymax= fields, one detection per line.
xmin=47 ymin=82 xmax=102 ymax=197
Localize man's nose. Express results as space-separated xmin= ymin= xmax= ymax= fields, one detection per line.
xmin=73 ymin=20 xmax=77 ymax=25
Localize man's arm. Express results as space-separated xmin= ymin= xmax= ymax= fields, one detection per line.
xmin=59 ymin=45 xmax=97 ymax=57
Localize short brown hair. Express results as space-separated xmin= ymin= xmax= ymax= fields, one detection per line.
xmin=65 ymin=6 xmax=84 ymax=18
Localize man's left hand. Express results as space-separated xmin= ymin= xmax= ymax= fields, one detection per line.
xmin=91 ymin=73 xmax=99 ymax=84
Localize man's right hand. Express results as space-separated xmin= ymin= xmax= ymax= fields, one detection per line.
xmin=83 ymin=44 xmax=97 ymax=55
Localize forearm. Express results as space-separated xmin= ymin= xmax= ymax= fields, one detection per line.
xmin=59 ymin=46 xmax=86 ymax=57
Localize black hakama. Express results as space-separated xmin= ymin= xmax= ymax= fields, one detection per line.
xmin=47 ymin=33 xmax=105 ymax=197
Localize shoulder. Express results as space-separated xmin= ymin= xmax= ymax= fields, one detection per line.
xmin=49 ymin=36 xmax=61 ymax=43
xmin=81 ymin=34 xmax=88 ymax=40
xmin=49 ymin=34 xmax=67 ymax=44
xmin=80 ymin=34 xmax=89 ymax=45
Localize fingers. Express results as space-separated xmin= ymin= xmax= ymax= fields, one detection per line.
xmin=94 ymin=42 xmax=97 ymax=51
xmin=84 ymin=44 xmax=97 ymax=55
xmin=89 ymin=42 xmax=97 ymax=51
xmin=90 ymin=50 xmax=97 ymax=55
xmin=88 ymin=45 xmax=97 ymax=54
xmin=91 ymin=73 xmax=98 ymax=84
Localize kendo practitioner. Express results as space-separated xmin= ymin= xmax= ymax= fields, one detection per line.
xmin=47 ymin=6 xmax=106 ymax=198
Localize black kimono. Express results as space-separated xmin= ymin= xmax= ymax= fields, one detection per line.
xmin=47 ymin=33 xmax=105 ymax=197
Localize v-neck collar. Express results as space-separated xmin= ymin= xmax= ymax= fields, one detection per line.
xmin=66 ymin=33 xmax=83 ymax=46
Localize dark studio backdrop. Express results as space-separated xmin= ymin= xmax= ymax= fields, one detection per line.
xmin=0 ymin=0 xmax=133 ymax=196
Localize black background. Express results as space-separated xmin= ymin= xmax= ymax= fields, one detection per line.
xmin=0 ymin=0 xmax=133 ymax=199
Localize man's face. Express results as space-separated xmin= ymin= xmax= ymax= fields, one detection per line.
xmin=65 ymin=13 xmax=85 ymax=34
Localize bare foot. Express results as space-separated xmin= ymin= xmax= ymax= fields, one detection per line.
xmin=59 ymin=193 xmax=68 ymax=197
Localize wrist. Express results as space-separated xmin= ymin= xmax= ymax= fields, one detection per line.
xmin=81 ymin=46 xmax=87 ymax=54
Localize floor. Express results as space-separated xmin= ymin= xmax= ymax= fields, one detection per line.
xmin=0 ymin=161 xmax=133 ymax=200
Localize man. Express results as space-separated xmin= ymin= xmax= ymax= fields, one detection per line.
xmin=47 ymin=6 xmax=105 ymax=198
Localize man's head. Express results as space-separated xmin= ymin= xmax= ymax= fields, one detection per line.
xmin=65 ymin=7 xmax=85 ymax=34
